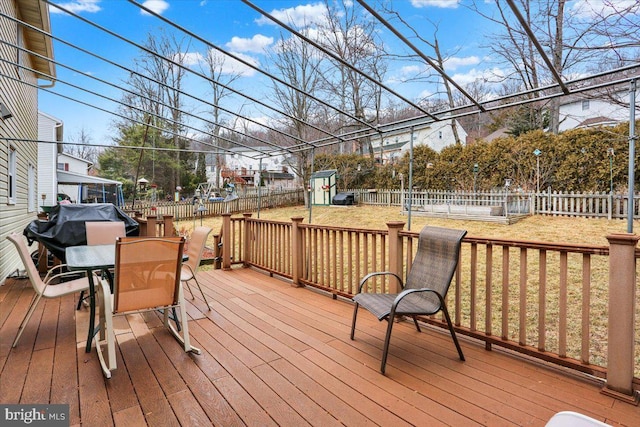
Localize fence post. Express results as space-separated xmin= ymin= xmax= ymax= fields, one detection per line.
xmin=602 ymin=233 xmax=639 ymax=404
xmin=242 ymin=213 xmax=252 ymax=267
xmin=221 ymin=213 xmax=232 ymax=270
xmin=291 ymin=217 xmax=304 ymax=287
xmin=386 ymin=221 xmax=406 ymax=294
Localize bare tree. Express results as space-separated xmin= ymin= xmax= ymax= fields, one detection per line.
xmin=108 ymin=28 xmax=200 ymax=198
xmin=469 ymin=0 xmax=636 ymax=134
xmin=317 ymin=0 xmax=387 ymax=156
xmin=200 ymin=49 xmax=244 ymax=187
xmin=268 ymin=32 xmax=324 ymax=204
xmin=65 ymin=127 xmax=100 ymax=165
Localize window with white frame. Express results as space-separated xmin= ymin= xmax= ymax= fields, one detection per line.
xmin=28 ymin=163 xmax=35 ymax=212
xmin=8 ymin=146 xmax=17 ymax=204
xmin=582 ymin=100 xmax=590 ymax=110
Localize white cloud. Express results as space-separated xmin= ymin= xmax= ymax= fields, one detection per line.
xmin=175 ymin=52 xmax=204 ymax=66
xmin=255 ymin=2 xmax=328 ymax=27
xmin=450 ymin=67 xmax=505 ymax=86
xmin=50 ymin=0 xmax=102 ymax=14
xmin=400 ymin=65 xmax=423 ymax=75
xmin=410 ymin=0 xmax=460 ymax=9
xmin=571 ymin=0 xmax=639 ymax=19
xmin=225 ymin=34 xmax=274 ymax=53
xmin=140 ymin=0 xmax=169 ymax=16
xmin=206 ymin=50 xmax=259 ymax=77
xmin=443 ymin=56 xmax=480 ymax=71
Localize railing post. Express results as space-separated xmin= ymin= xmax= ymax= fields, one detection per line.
xmin=386 ymin=221 xmax=406 ymax=294
xmin=221 ymin=213 xmax=232 ymax=270
xmin=603 ymin=233 xmax=639 ymax=404
xmin=162 ymin=215 xmax=173 ymax=237
xmin=291 ymin=217 xmax=304 ymax=287
xmin=242 ymin=213 xmax=253 ymax=267
xmin=146 ymin=215 xmax=157 ymax=237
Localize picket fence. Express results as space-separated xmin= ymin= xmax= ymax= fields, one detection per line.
xmin=347 ymin=189 xmax=640 ymax=220
xmin=124 ymin=187 xmax=640 ymax=221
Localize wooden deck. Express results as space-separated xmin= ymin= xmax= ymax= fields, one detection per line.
xmin=1 ymin=268 xmax=638 ymax=426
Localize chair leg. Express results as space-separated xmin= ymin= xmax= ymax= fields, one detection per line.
xmin=441 ymin=305 xmax=465 ymax=361
xmin=166 ymin=284 xmax=201 ymax=355
xmin=350 ymin=303 xmax=359 ymax=340
xmin=380 ymin=316 xmax=395 ymax=374
xmin=94 ymin=283 xmax=115 ymax=378
xmin=412 ymin=316 xmax=421 ymax=332
xmin=183 ymin=277 xmax=211 ymax=311
xmin=76 ymin=290 xmax=85 ymax=310
xmin=183 ymin=280 xmax=195 ymax=300
xmin=13 ymin=293 xmax=43 ymax=347
xmin=192 ymin=277 xmax=211 ymax=310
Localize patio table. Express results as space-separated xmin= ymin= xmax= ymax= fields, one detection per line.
xmin=66 ymin=244 xmax=188 ymax=353
xmin=66 ymin=244 xmax=116 ymax=353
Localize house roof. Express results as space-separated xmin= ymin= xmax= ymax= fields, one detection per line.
xmin=262 ymin=171 xmax=294 ymax=180
xmin=311 ymin=170 xmax=337 ymax=179
xmin=57 ymin=170 xmax=121 ymax=185
xmin=59 ymin=152 xmax=93 ymax=167
xmin=17 ymin=0 xmax=56 ymax=81
xmin=575 ymin=116 xmax=619 ymax=128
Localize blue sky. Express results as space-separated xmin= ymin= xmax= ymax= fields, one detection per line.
xmin=39 ymin=0 xmax=634 ymax=147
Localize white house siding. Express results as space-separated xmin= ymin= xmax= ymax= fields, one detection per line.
xmin=371 ymin=119 xmax=468 ymax=164
xmin=57 ymin=152 xmax=91 ymax=201
xmin=558 ymin=93 xmax=631 ymax=132
xmin=37 ymin=111 xmax=61 ymax=206
xmin=0 ymin=0 xmax=48 ymax=283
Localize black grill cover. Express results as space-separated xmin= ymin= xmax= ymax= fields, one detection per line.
xmin=332 ymin=192 xmax=355 ymax=205
xmin=24 ymin=204 xmax=139 ymax=262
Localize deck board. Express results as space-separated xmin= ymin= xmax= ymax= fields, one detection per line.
xmin=1 ymin=270 xmax=639 ymax=426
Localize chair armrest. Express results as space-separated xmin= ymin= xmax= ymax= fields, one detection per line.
xmin=390 ymin=288 xmax=445 ymax=316
xmin=43 ymin=264 xmax=69 ymax=282
xmin=45 ymin=269 xmax=99 ymax=285
xmin=357 ymin=271 xmax=404 ymax=294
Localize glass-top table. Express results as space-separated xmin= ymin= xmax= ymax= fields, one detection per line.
xmin=66 ymin=244 xmax=116 ymax=353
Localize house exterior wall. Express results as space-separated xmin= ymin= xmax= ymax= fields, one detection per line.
xmin=1 ymin=0 xmax=40 ymax=282
xmin=371 ymin=119 xmax=468 ymax=163
xmin=558 ymin=92 xmax=631 ymax=132
xmin=57 ymin=152 xmax=91 ymax=202
xmin=37 ymin=111 xmax=61 ymax=206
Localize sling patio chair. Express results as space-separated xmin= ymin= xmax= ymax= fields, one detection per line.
xmin=6 ymin=232 xmax=93 ymax=347
xmin=350 ymin=225 xmax=467 ymax=374
xmin=94 ymin=236 xmax=201 ymax=378
xmin=180 ymin=226 xmax=212 ymax=310
xmin=76 ymin=221 xmax=127 ymax=308
xmin=85 ymin=221 xmax=126 ymax=245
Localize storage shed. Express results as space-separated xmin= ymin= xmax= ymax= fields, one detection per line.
xmin=310 ymin=170 xmax=337 ymax=206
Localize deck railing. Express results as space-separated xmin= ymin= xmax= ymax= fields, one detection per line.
xmin=219 ymin=213 xmax=639 ymax=401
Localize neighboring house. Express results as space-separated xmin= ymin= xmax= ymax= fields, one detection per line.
xmin=56 ymin=152 xmax=92 ymax=202
xmin=370 ymin=119 xmax=467 ymax=164
xmin=557 ymin=89 xmax=634 ymax=132
xmin=1 ymin=0 xmax=56 ymax=283
xmin=37 ymin=111 xmax=63 ymax=206
xmin=217 ymin=147 xmax=296 ymax=189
